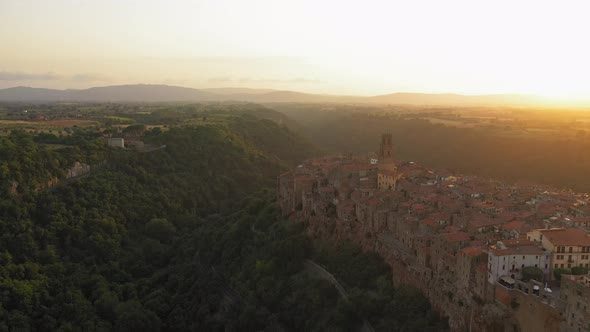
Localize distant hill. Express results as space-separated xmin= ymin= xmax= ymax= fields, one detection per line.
xmin=0 ymin=84 xmax=582 ymax=107
xmin=202 ymin=87 xmax=276 ymax=95
xmin=0 ymin=85 xmax=352 ymax=103
xmin=0 ymin=84 xmax=218 ymax=102
xmin=365 ymin=92 xmax=543 ymax=106
xmin=222 ymin=90 xmax=356 ymax=103
xmin=0 ymin=87 xmax=66 ymax=101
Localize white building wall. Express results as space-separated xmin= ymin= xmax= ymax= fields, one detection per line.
xmin=488 ymin=252 xmax=551 ymax=284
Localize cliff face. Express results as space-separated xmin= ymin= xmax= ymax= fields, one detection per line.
xmin=294 ymin=214 xmax=494 ymax=331
xmin=277 ymin=155 xmax=563 ymax=332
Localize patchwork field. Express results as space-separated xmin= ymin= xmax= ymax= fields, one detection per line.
xmin=0 ymin=119 xmax=96 ymax=127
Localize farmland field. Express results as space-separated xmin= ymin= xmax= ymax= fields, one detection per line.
xmin=0 ymin=119 xmax=96 ymax=127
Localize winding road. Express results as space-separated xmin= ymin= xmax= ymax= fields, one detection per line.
xmin=304 ymin=259 xmax=375 ymax=332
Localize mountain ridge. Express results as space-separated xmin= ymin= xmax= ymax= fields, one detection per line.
xmin=0 ymin=84 xmax=582 ymax=107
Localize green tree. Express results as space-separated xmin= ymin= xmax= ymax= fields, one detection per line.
xmin=522 ymin=266 xmax=544 ymax=282
xmin=144 ymin=219 xmax=176 ymax=243
xmin=553 ymin=268 xmax=571 ymax=281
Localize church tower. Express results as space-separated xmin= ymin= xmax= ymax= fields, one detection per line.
xmin=378 ymin=134 xmax=394 ymax=159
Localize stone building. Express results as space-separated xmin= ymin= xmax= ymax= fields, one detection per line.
xmin=487 ymin=239 xmax=551 ymax=284
xmin=527 ymin=228 xmax=590 ymax=276
xmin=107 ymin=137 xmax=124 ymax=148
xmin=377 ymin=169 xmax=398 ymax=191
xmin=456 ymin=246 xmax=488 ymax=301
xmin=560 ymin=274 xmax=590 ymax=332
xmin=378 ymin=133 xmax=394 ymax=159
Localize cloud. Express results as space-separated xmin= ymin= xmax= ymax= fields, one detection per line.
xmin=71 ymin=73 xmax=106 ymax=81
xmin=0 ymin=71 xmax=61 ymax=80
xmin=208 ymin=76 xmax=233 ymax=83
xmin=238 ymin=77 xmax=321 ymax=84
xmin=288 ymin=78 xmax=322 ymax=84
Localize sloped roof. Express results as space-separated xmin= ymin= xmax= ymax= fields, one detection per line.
xmin=540 ymin=228 xmax=590 ymax=246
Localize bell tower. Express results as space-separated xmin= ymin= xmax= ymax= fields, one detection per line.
xmin=378 ymin=134 xmax=393 ymax=159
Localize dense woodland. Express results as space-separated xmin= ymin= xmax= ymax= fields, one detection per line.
xmin=270 ymin=103 xmax=590 ymax=192
xmin=0 ymin=109 xmax=446 ymax=331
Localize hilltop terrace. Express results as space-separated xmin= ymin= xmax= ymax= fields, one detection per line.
xmin=278 ymin=134 xmax=590 ymax=331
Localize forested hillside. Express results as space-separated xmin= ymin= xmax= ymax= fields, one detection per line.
xmin=0 ymin=113 xmax=446 ymax=331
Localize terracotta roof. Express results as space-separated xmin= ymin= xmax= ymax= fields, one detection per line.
xmin=489 ymin=244 xmax=545 ymax=256
xmin=502 ymin=239 xmax=535 ymax=246
xmin=518 ymin=211 xmax=536 ymax=219
xmin=501 ymin=220 xmax=526 ymax=231
xmin=539 ymin=228 xmax=590 ymax=246
xmin=430 ymin=212 xmax=449 ymax=221
xmin=445 ymin=225 xmax=462 ymax=233
xmin=438 ymin=231 xmax=470 ymax=242
xmin=496 ymin=211 xmax=517 ymax=220
xmin=469 ymin=216 xmax=507 ymax=228
xmin=378 ymin=169 xmax=398 ymax=177
xmin=340 ymin=164 xmax=378 ymax=173
xmin=461 ymin=246 xmax=484 ymax=257
xmin=419 ymin=247 xmax=431 ymax=254
xmin=421 ymin=218 xmax=438 ymax=227
xmin=412 ymin=203 xmax=428 ymax=211
xmin=366 ymin=198 xmax=381 ymax=206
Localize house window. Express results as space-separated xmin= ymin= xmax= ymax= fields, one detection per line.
xmin=545 ymin=264 xmax=548 ymax=269
xmin=555 ymin=264 xmax=558 ymax=268
xmin=569 ymin=247 xmax=573 ymax=253
xmin=522 ymin=256 xmax=525 ymax=260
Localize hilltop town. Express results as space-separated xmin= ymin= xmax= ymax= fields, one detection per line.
xmin=278 ymin=134 xmax=590 ymax=332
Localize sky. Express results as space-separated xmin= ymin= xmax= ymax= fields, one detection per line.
xmin=1 ymin=0 xmax=590 ymax=99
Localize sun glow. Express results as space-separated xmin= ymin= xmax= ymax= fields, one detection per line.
xmin=1 ymin=0 xmax=589 ymax=103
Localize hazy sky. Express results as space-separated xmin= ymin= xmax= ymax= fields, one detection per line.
xmin=1 ymin=0 xmax=590 ymax=98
